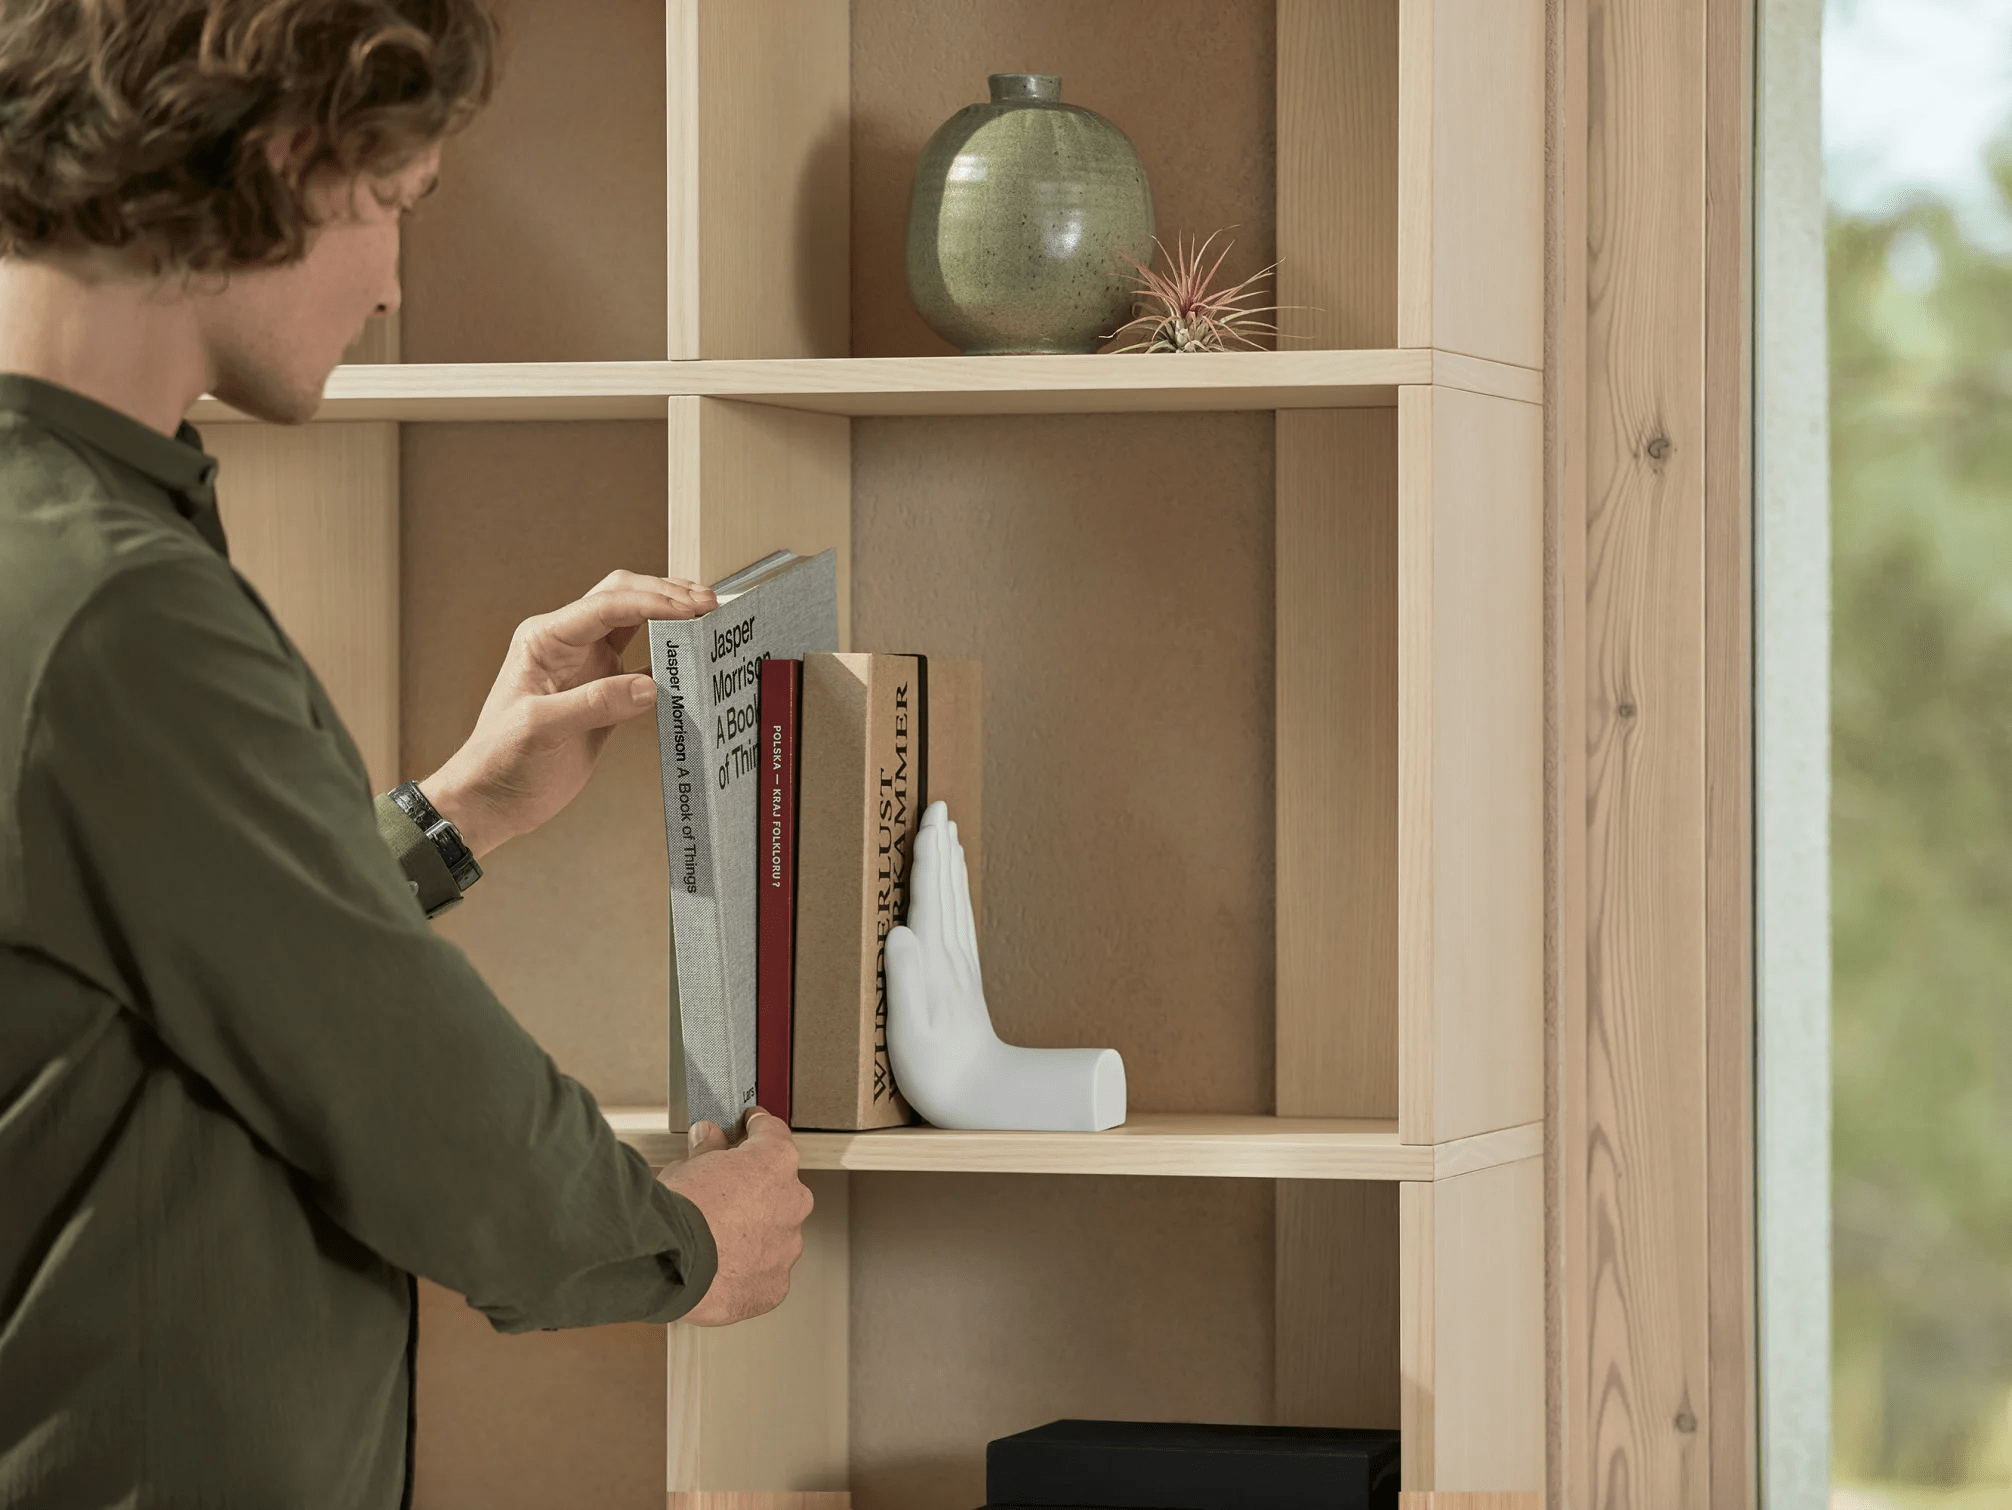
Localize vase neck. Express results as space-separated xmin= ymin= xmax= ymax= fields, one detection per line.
xmin=988 ymin=73 xmax=1061 ymax=104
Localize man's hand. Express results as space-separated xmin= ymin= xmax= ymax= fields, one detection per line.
xmin=663 ymin=1111 xmax=814 ymax=1326
xmin=421 ymin=571 xmax=716 ymax=858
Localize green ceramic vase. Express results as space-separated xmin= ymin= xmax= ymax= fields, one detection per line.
xmin=906 ymin=74 xmax=1155 ymax=355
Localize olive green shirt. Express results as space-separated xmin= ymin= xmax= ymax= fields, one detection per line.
xmin=0 ymin=376 xmax=714 ymax=1508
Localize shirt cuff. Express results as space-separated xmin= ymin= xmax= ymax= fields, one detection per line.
xmin=374 ymin=792 xmax=462 ymax=918
xmin=650 ymin=1187 xmax=720 ymax=1322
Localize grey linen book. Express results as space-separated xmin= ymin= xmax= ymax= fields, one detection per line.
xmin=649 ymin=550 xmax=838 ymax=1131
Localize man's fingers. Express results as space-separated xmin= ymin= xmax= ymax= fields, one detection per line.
xmin=526 ymin=587 xmax=714 ymax=653
xmin=528 ymin=673 xmax=657 ymax=736
xmin=687 ymin=1120 xmax=728 ymax=1157
xmin=590 ymin=568 xmax=718 ymax=606
xmin=741 ymin=1110 xmax=800 ymax=1162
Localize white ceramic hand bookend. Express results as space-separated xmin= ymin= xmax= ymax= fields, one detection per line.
xmin=885 ymin=801 xmax=1126 ymax=1132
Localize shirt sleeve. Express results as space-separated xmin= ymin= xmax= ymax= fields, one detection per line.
xmin=20 ymin=553 xmax=715 ymax=1331
xmin=375 ymin=794 xmax=465 ymax=917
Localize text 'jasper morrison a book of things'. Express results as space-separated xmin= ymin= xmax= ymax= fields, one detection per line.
xmin=648 ymin=549 xmax=838 ymax=1131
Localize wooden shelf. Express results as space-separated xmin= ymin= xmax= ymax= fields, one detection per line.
xmin=604 ymin=1108 xmax=1541 ymax=1182
xmin=189 ymin=349 xmax=1540 ymax=425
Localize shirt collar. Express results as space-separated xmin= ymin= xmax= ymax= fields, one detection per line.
xmin=0 ymin=373 xmax=226 ymax=556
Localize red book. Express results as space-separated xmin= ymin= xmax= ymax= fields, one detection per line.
xmin=756 ymin=658 xmax=803 ymax=1122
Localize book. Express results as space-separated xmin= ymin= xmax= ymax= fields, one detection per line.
xmin=756 ymin=657 xmax=803 ymax=1123
xmin=791 ymin=653 xmax=982 ymax=1131
xmin=985 ymin=1420 xmax=1401 ymax=1510
xmin=648 ymin=550 xmax=838 ymax=1133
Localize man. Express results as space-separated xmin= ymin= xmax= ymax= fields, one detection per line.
xmin=0 ymin=1 xmax=812 ymax=1504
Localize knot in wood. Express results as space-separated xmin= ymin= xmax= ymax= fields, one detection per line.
xmin=1675 ymin=1409 xmax=1698 ymax=1433
xmin=1645 ymin=434 xmax=1673 ymax=462
xmin=1617 ymin=702 xmax=1637 ymax=719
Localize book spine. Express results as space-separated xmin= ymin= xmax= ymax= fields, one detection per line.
xmin=756 ymin=658 xmax=801 ymax=1123
xmin=650 ymin=619 xmax=737 ymax=1130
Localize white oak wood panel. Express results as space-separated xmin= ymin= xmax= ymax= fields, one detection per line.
xmin=851 ymin=0 xmax=1275 ymax=359
xmin=1276 ymin=1181 xmax=1400 ymax=1428
xmin=666 ymin=398 xmax=850 ymax=643
xmin=1401 ymin=1159 xmax=1545 ymax=1493
xmin=1277 ymin=409 xmax=1399 ymax=1120
xmin=206 ymin=423 xmax=399 ymax=791
xmin=413 ymin=1277 xmax=663 ymax=1510
xmin=1397 ymin=387 xmax=1544 ymax=1146
xmin=667 ymin=1 xmax=849 ymax=359
xmin=668 ymin=1173 xmax=848 ymax=1494
xmin=1550 ymin=0 xmax=1592 ymax=1495
xmin=1396 ymin=0 xmax=1545 ymax=368
xmin=189 ymin=352 xmax=1541 ymax=423
xmin=403 ymin=0 xmax=664 ymax=362
xmin=1277 ymin=0 xmax=1399 ymax=349
xmin=608 ymin=1110 xmax=1544 ymax=1183
xmin=1575 ymin=0 xmax=1716 ymax=1499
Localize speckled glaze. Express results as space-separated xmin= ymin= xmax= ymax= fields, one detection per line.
xmin=905 ymin=75 xmax=1155 ymax=355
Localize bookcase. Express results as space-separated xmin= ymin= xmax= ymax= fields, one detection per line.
xmin=197 ymin=1 xmax=1546 ymax=1504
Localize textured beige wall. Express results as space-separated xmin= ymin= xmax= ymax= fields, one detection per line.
xmin=852 ymin=412 xmax=1277 ymax=1116
xmin=849 ymin=1173 xmax=1276 ymax=1510
xmin=851 ymin=0 xmax=1277 ymax=356
xmin=402 ymin=422 xmax=671 ymax=1107
xmin=413 ymin=1278 xmax=662 ymax=1510
xmin=404 ymin=0 xmax=667 ymax=363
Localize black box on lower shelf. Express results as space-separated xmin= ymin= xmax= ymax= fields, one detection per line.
xmin=984 ymin=1420 xmax=1401 ymax=1510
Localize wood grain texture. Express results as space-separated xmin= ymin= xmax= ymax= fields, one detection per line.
xmin=1398 ymin=0 xmax=1546 ymax=367
xmin=666 ymin=398 xmax=851 ymax=641
xmin=413 ymin=1277 xmax=663 ymax=1510
xmin=667 ymin=0 xmax=849 ymax=359
xmin=611 ymin=1109 xmax=1543 ymax=1181
xmin=850 ymin=0 xmax=1275 ymax=356
xmin=1277 ymin=0 xmax=1399 ymax=349
xmin=206 ymin=423 xmax=399 ymax=790
xmin=1277 ymin=409 xmax=1398 ymax=1119
xmin=669 ymin=1497 xmax=850 ymax=1510
xmin=1549 ymin=0 xmax=1592 ymax=1497
xmin=853 ymin=413 xmax=1274 ymax=1115
xmin=189 ymin=350 xmax=1541 ymax=423
xmin=850 ymin=1173 xmax=1274 ymax=1510
xmin=668 ymin=1172 xmax=848 ymax=1493
xmin=402 ymin=0 xmax=664 ymax=362
xmin=1704 ymin=0 xmax=1758 ymax=1504
xmin=1400 ymin=1495 xmax=1544 ymax=1509
xmin=1402 ymin=1160 xmax=1546 ymax=1493
xmin=1398 ymin=387 xmax=1545 ymax=1145
xmin=1578 ymin=0 xmax=1714 ymax=1499
xmin=400 ymin=422 xmax=672 ymax=1105
xmin=1277 ymin=1181 xmax=1400 ymax=1428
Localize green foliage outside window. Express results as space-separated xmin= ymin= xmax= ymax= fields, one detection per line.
xmin=1832 ymin=142 xmax=2012 ymax=1497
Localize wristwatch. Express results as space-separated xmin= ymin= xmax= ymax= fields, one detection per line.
xmin=387 ymin=781 xmax=483 ymax=904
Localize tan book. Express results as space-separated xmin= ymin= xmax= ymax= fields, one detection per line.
xmin=792 ymin=653 xmax=982 ymax=1130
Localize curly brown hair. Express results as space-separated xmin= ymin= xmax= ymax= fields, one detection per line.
xmin=0 ymin=0 xmax=498 ymax=272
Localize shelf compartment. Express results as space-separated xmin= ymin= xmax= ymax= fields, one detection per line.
xmin=188 ymin=350 xmax=1537 ymax=424
xmin=604 ymin=1108 xmax=1540 ymax=1182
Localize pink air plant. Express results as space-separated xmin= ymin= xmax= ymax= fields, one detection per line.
xmin=1107 ymin=230 xmax=1284 ymax=353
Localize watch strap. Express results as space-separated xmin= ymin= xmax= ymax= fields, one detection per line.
xmin=386 ymin=781 xmax=482 ymax=909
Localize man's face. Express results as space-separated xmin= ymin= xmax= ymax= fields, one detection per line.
xmin=196 ymin=144 xmax=441 ymax=425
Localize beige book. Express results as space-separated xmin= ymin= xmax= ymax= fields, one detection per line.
xmin=792 ymin=654 xmax=982 ymax=1130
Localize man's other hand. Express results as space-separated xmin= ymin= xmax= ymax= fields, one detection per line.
xmin=664 ymin=1111 xmax=814 ymax=1326
xmin=421 ymin=571 xmax=715 ymax=857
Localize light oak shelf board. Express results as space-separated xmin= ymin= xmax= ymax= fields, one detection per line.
xmin=190 ymin=349 xmax=1539 ymax=425
xmin=605 ymin=1109 xmax=1541 ymax=1182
